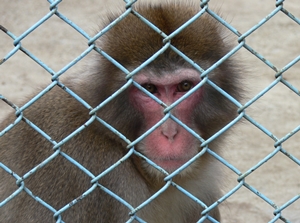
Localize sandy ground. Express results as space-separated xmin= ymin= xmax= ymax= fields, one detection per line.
xmin=1 ymin=0 xmax=300 ymax=222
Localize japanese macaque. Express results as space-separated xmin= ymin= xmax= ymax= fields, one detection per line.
xmin=0 ymin=1 xmax=242 ymax=222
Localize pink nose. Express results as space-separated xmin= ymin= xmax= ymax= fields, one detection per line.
xmin=161 ymin=119 xmax=178 ymax=141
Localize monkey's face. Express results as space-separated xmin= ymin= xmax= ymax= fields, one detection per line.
xmin=97 ymin=3 xmax=242 ymax=179
xmin=129 ymin=68 xmax=203 ymax=175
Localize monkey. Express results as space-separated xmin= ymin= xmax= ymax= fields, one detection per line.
xmin=0 ymin=1 xmax=243 ymax=223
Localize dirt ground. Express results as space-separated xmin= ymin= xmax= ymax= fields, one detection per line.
xmin=0 ymin=0 xmax=299 ymax=222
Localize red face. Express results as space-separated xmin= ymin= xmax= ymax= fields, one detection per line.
xmin=129 ymin=69 xmax=203 ymax=173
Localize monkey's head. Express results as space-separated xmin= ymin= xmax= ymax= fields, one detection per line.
xmin=91 ymin=2 xmax=242 ymax=179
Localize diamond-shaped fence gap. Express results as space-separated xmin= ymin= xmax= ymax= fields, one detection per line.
xmin=57 ymin=0 xmax=125 ymax=30
xmin=0 ymin=123 xmax=56 ymax=170
xmin=244 ymin=10 xmax=300 ymax=69
xmin=1 ymin=1 xmax=50 ymax=36
xmin=225 ymin=119 xmax=277 ymax=173
xmin=244 ymin=151 xmax=300 ymax=221
xmin=6 ymin=154 xmax=96 ymax=220
xmin=250 ymin=83 xmax=300 ymax=138
xmin=203 ymin=146 xmax=244 ymax=215
xmin=19 ymin=16 xmax=90 ymax=73
xmin=238 ymin=42 xmax=278 ymax=83
xmin=0 ymin=129 xmax=59 ymax=210
xmin=1 ymin=85 xmax=95 ymax=168
xmin=25 ymin=85 xmax=92 ymax=140
xmin=91 ymin=159 xmax=161 ymax=219
xmin=1 ymin=188 xmax=58 ymax=222
xmin=220 ymin=185 xmax=276 ymax=222
xmin=208 ymin=1 xmax=275 ymax=35
xmin=0 ymin=49 xmax=52 ymax=115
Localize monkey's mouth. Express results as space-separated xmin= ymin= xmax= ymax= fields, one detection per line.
xmin=151 ymin=157 xmax=191 ymax=172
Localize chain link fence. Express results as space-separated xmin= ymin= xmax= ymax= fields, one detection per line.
xmin=1 ymin=0 xmax=300 ymax=222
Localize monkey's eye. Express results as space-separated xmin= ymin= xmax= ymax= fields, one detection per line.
xmin=177 ymin=81 xmax=193 ymax=92
xmin=142 ymin=84 xmax=157 ymax=94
